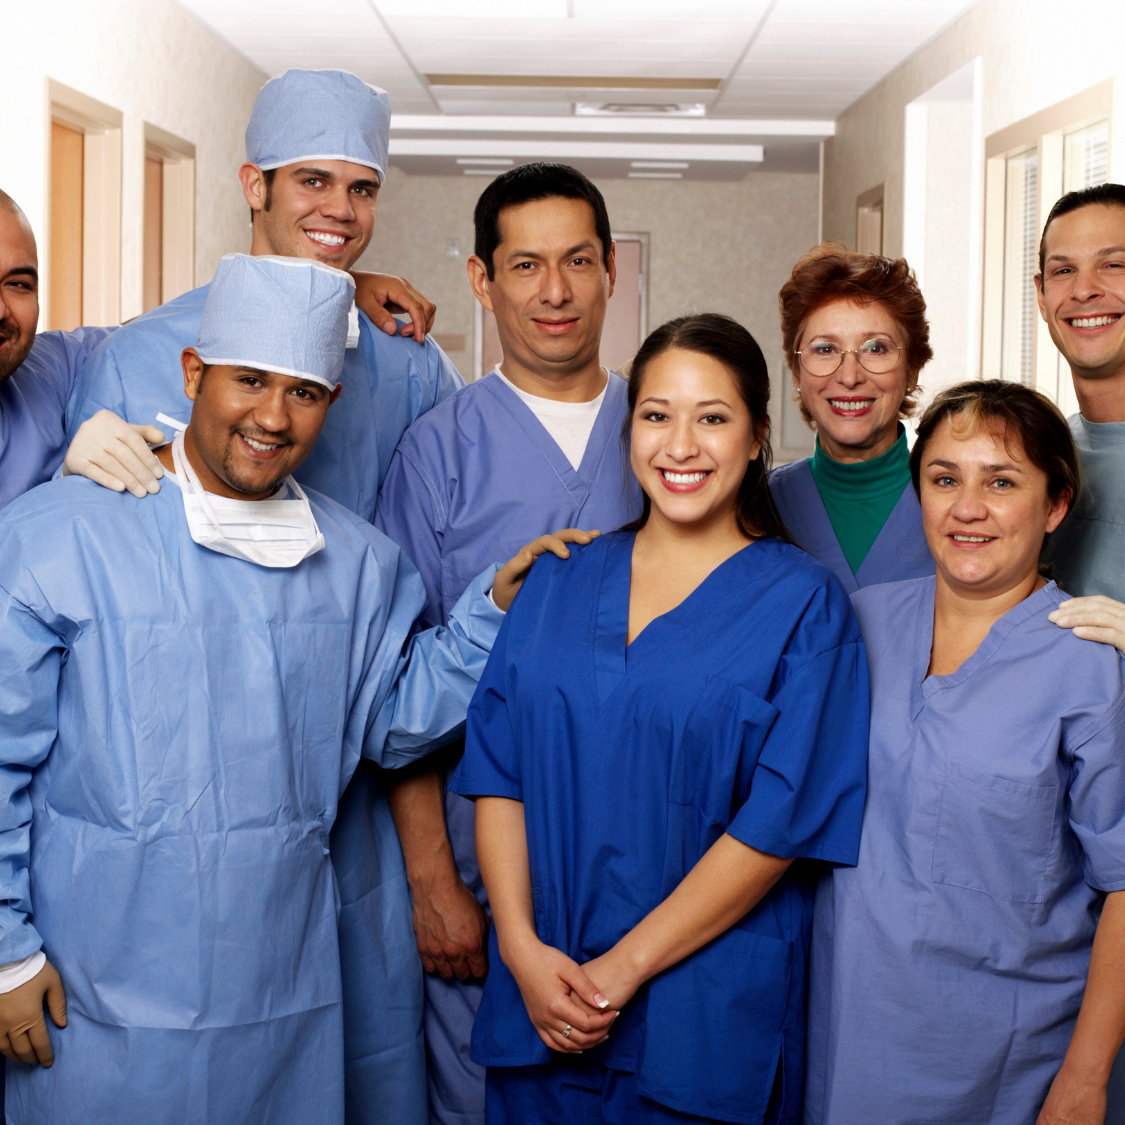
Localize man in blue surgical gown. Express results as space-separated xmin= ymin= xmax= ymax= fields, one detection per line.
xmin=0 ymin=254 xmax=503 ymax=1125
xmin=374 ymin=163 xmax=640 ymax=1125
xmin=62 ymin=70 xmax=464 ymax=1121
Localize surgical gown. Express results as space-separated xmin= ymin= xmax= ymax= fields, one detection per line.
xmin=0 ymin=326 xmax=116 ymax=510
xmin=805 ymin=576 xmax=1125 ymax=1125
xmin=374 ymin=370 xmax=639 ymax=1125
xmin=768 ymin=457 xmax=932 ymax=592
xmin=63 ymin=286 xmax=463 ymax=1121
xmin=0 ymin=474 xmax=502 ymax=1125
xmin=451 ymin=532 xmax=869 ymax=1125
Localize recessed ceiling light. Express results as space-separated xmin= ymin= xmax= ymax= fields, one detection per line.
xmin=456 ymin=158 xmax=515 ymax=166
xmin=576 ymin=103 xmax=707 ymax=117
xmin=628 ymin=171 xmax=683 ymax=179
xmin=631 ymin=161 xmax=689 ymax=169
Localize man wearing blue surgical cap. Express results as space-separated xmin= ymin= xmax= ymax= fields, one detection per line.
xmin=63 ymin=69 xmax=468 ymax=1124
xmin=0 ymin=254 xmax=579 ymax=1125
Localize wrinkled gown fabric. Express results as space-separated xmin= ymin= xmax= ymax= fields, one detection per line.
xmin=452 ymin=533 xmax=870 ymax=1125
xmin=0 ymin=474 xmax=500 ymax=1125
xmin=805 ymin=576 xmax=1125 ymax=1125
xmin=374 ymin=371 xmax=639 ymax=1125
xmin=63 ymin=288 xmax=463 ymax=1122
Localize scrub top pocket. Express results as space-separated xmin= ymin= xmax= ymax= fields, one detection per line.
xmin=932 ymin=763 xmax=1058 ymax=904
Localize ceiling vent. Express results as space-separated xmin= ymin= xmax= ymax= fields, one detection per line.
xmin=574 ymin=102 xmax=706 ymax=117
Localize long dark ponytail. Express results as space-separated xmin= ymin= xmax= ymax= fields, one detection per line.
xmin=619 ymin=313 xmax=795 ymax=545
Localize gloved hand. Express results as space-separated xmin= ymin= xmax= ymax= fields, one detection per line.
xmin=351 ymin=271 xmax=437 ymax=343
xmin=63 ymin=409 xmax=165 ymax=498
xmin=0 ymin=960 xmax=67 ymax=1067
xmin=1049 ymin=595 xmax=1125 ymax=656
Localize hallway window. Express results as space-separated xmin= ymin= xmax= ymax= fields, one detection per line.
xmin=1000 ymin=148 xmax=1038 ymax=386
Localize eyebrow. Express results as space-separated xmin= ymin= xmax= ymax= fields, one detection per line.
xmin=928 ymin=458 xmax=1023 ymax=472
xmin=507 ymin=240 xmax=597 ymax=262
xmin=290 ymin=166 xmax=379 ymax=191
xmin=1046 ymin=245 xmax=1125 ymax=263
xmin=638 ymin=396 xmax=733 ymax=409
xmin=2 ymin=265 xmax=38 ymax=283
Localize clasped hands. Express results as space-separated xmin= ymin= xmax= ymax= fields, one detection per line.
xmin=504 ymin=933 xmax=641 ymax=1055
xmin=0 ymin=960 xmax=67 ymax=1067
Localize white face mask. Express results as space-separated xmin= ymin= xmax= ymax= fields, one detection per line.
xmin=170 ymin=431 xmax=325 ymax=568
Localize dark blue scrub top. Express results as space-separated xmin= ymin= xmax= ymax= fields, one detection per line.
xmin=452 ymin=532 xmax=870 ymax=1125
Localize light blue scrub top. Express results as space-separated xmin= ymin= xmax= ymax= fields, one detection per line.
xmin=0 ymin=326 xmax=117 ymax=510
xmin=0 ymin=474 xmax=502 ymax=1125
xmin=805 ymin=576 xmax=1125 ymax=1125
xmin=1042 ymin=414 xmax=1125 ymax=601
xmin=373 ymin=370 xmax=639 ymax=1125
xmin=453 ymin=533 xmax=869 ymax=1125
xmin=768 ymin=457 xmax=933 ymax=592
xmin=65 ymin=284 xmax=462 ymax=521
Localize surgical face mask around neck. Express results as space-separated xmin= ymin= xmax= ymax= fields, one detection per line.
xmin=170 ymin=431 xmax=325 ymax=568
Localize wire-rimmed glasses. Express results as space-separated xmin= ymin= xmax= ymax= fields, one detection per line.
xmin=794 ymin=338 xmax=904 ymax=377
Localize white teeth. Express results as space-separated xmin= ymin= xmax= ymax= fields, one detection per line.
xmin=663 ymin=471 xmax=707 ymax=484
xmin=830 ymin=400 xmax=874 ymax=411
xmin=307 ymin=231 xmax=346 ymax=246
xmin=1070 ymin=315 xmax=1119 ymax=328
xmin=952 ymin=534 xmax=991 ymax=542
xmin=242 ymin=436 xmax=277 ymax=453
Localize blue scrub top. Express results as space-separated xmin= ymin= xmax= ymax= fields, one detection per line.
xmin=768 ymin=457 xmax=933 ymax=592
xmin=805 ymin=576 xmax=1125 ymax=1125
xmin=452 ymin=532 xmax=869 ymax=1125
xmin=0 ymin=475 xmax=502 ymax=1125
xmin=65 ymin=284 xmax=463 ymax=523
xmin=0 ymin=326 xmax=117 ymax=510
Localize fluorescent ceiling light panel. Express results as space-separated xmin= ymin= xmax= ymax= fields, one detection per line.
xmin=628 ymin=171 xmax=683 ymax=179
xmin=391 ymin=115 xmax=834 ymax=138
xmin=463 ymin=169 xmax=501 ymax=175
xmin=575 ymin=103 xmax=707 ymax=117
xmin=378 ymin=1 xmax=567 ymax=16
xmin=426 ymin=75 xmax=722 ymax=90
xmin=456 ymin=158 xmax=515 ymax=165
xmin=631 ymin=161 xmax=689 ymax=169
xmin=391 ymin=139 xmax=763 ymax=162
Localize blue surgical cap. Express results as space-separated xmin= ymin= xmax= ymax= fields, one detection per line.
xmin=246 ymin=69 xmax=390 ymax=182
xmin=196 ymin=255 xmax=355 ymax=389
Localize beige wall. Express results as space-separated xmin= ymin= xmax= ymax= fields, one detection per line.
xmin=1 ymin=0 xmax=265 ymax=326
xmin=823 ymin=0 xmax=1125 ymax=257
xmin=359 ymin=168 xmax=820 ymax=458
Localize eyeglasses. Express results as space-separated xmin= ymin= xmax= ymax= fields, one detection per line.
xmin=794 ymin=338 xmax=904 ymax=377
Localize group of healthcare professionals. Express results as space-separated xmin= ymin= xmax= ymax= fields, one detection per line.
xmin=2 ymin=55 xmax=1125 ymax=1125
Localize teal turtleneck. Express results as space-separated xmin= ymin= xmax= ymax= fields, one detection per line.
xmin=807 ymin=425 xmax=913 ymax=575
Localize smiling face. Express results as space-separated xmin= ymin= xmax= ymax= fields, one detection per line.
xmin=1036 ymin=203 xmax=1125 ymax=385
xmin=919 ymin=414 xmax=1070 ymax=600
xmin=174 ymin=349 xmax=340 ymax=500
xmin=630 ymin=347 xmax=762 ymax=534
xmin=794 ymin=297 xmax=912 ymax=462
xmin=0 ymin=206 xmax=39 ymax=385
xmin=241 ymin=159 xmax=380 ymax=271
xmin=469 ymin=196 xmax=614 ymax=385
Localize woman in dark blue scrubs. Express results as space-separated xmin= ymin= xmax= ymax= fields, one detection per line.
xmin=769 ymin=244 xmax=935 ymax=592
xmin=452 ymin=314 xmax=871 ymax=1125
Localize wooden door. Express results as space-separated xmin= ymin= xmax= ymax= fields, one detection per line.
xmin=143 ymin=156 xmax=164 ymax=312
xmin=50 ymin=122 xmax=84 ymax=330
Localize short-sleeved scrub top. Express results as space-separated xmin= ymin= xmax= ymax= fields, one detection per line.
xmin=805 ymin=576 xmax=1125 ymax=1125
xmin=452 ymin=531 xmax=871 ymax=1125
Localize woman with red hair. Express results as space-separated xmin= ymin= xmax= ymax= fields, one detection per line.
xmin=770 ymin=244 xmax=934 ymax=591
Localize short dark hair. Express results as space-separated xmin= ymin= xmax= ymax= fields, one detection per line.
xmin=1039 ymin=182 xmax=1125 ymax=275
xmin=473 ymin=162 xmax=612 ymax=281
xmin=619 ymin=313 xmax=795 ymax=545
xmin=909 ymin=380 xmax=1080 ymax=568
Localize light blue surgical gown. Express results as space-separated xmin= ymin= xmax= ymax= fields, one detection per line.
xmin=768 ymin=457 xmax=933 ymax=591
xmin=64 ymin=287 xmax=463 ymax=1122
xmin=805 ymin=576 xmax=1125 ymax=1125
xmin=0 ymin=326 xmax=117 ymax=510
xmin=0 ymin=474 xmax=501 ymax=1125
xmin=374 ymin=370 xmax=639 ymax=1125
xmin=453 ymin=532 xmax=870 ymax=1125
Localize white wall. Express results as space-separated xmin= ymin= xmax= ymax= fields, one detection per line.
xmin=1 ymin=0 xmax=266 ymax=324
xmin=358 ymin=168 xmax=821 ymax=459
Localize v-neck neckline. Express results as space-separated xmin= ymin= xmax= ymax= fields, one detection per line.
xmin=909 ymin=576 xmax=1061 ymax=721
xmin=593 ymin=531 xmax=758 ymax=710
xmin=480 ymin=370 xmax=619 ymax=497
